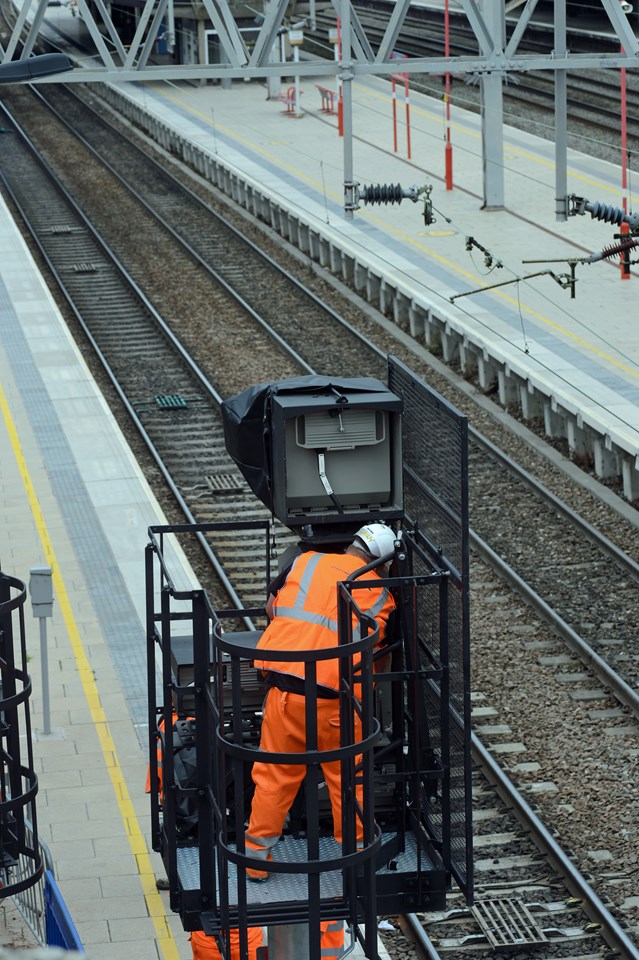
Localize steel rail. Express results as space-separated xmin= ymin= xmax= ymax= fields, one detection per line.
xmin=471 ymin=431 xmax=639 ymax=579
xmin=18 ymin=82 xmax=639 ymax=719
xmin=398 ymin=913 xmax=444 ymax=960
xmin=0 ymin=100 xmax=310 ymax=629
xmin=471 ymin=528 xmax=639 ymax=718
xmin=30 ymin=82 xmax=385 ymax=371
xmin=398 ymin=725 xmax=639 ymax=960
xmin=471 ymin=733 xmax=639 ymax=960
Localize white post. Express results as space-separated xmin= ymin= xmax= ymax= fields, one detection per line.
xmin=38 ymin=617 xmax=50 ymax=735
xmin=288 ymin=29 xmax=304 ymax=117
xmin=294 ymin=45 xmax=301 ymax=115
xmin=29 ymin=566 xmax=54 ymax=736
xmin=329 ymin=26 xmax=339 ymax=104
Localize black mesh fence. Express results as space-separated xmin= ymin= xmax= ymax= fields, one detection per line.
xmin=388 ymin=356 xmax=473 ymax=899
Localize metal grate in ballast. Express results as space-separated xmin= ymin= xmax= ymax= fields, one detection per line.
xmin=205 ymin=473 xmax=245 ymax=494
xmin=71 ymin=262 xmax=100 ymax=273
xmin=47 ymin=225 xmax=83 ymax=234
xmin=470 ymin=898 xmax=549 ymax=949
xmin=155 ymin=394 xmax=188 ymax=409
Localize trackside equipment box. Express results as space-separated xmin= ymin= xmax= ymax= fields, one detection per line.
xmin=221 ymin=375 xmax=403 ymax=527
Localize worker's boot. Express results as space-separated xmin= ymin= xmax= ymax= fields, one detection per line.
xmin=246 ymin=853 xmax=272 ymax=883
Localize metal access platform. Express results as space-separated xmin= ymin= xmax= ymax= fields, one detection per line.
xmin=144 ymin=358 xmax=473 ymax=959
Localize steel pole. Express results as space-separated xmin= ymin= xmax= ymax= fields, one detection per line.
xmin=341 ymin=0 xmax=354 ymax=218
xmin=39 ymin=617 xmax=51 ymax=735
xmin=620 ymin=46 xmax=630 ymax=279
xmin=267 ymin=923 xmax=310 ymax=957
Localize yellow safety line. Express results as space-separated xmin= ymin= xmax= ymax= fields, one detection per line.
xmin=153 ymin=85 xmax=639 ymax=384
xmin=0 ymin=381 xmax=180 ymax=960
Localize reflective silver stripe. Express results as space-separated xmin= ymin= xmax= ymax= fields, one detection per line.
xmin=245 ymin=835 xmax=279 ymax=856
xmin=275 ymin=553 xmax=337 ymax=629
xmin=325 ymin=921 xmax=342 ymax=932
xmin=273 ymin=555 xmax=389 ymax=638
xmin=274 ymin=606 xmax=336 ymax=630
xmin=366 ymin=587 xmax=390 ymax=619
xmin=275 ymin=553 xmax=388 ymax=640
xmin=296 ymin=552 xmax=323 ymax=608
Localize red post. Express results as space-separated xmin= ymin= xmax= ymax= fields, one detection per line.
xmin=337 ymin=18 xmax=343 ymax=137
xmin=390 ymin=53 xmax=411 ymax=158
xmin=404 ymin=74 xmax=411 ymax=160
xmin=444 ymin=0 xmax=453 ymax=190
xmin=620 ymin=47 xmax=630 ymax=279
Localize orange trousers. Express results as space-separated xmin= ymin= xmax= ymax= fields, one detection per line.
xmin=246 ymin=688 xmax=362 ymax=865
xmin=320 ymin=919 xmax=345 ymax=958
xmin=190 ymin=927 xmax=263 ymax=960
xmin=190 ymin=923 xmax=342 ymax=959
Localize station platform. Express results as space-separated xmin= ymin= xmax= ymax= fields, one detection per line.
xmin=81 ymin=49 xmax=639 ymax=502
xmin=0 ymin=189 xmax=196 ymax=958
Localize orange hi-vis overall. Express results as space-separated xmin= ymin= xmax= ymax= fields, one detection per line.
xmin=189 ymin=923 xmax=340 ymax=959
xmin=245 ymin=551 xmax=395 ymax=875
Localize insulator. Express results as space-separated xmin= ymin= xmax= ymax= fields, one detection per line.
xmin=585 ymin=201 xmax=626 ymax=226
xmin=359 ymin=183 xmax=405 ymax=206
xmin=587 ymin=238 xmax=639 ymax=263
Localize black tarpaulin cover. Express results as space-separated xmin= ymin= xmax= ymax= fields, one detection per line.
xmin=221 ymin=375 xmax=389 ymax=512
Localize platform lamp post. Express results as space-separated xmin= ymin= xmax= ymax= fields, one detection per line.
xmin=288 ymin=29 xmax=304 ymax=118
xmin=444 ymin=0 xmax=453 ymax=189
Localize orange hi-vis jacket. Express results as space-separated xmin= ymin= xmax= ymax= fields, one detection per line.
xmin=253 ymin=551 xmax=396 ymax=692
xmin=145 ymin=711 xmax=179 ymax=799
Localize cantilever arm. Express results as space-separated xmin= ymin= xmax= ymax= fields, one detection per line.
xmin=449 ymin=269 xmax=556 ymax=302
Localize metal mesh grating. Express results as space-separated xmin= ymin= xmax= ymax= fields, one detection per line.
xmin=388 ymin=355 xmax=472 ymax=899
xmin=471 ymin=899 xmax=550 ymax=948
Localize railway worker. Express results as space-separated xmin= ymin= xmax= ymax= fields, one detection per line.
xmin=244 ymin=521 xmax=397 ymax=883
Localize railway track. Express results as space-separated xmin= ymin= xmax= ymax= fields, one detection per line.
xmin=0 ymin=85 xmax=638 ymax=956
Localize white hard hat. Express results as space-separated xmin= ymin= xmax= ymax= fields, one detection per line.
xmin=353 ymin=522 xmax=396 ymax=560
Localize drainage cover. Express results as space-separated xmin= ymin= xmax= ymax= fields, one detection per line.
xmin=205 ymin=473 xmax=244 ymax=494
xmin=470 ymin=899 xmax=549 ymax=949
xmin=155 ymin=394 xmax=188 ymax=409
xmin=71 ymin=262 xmax=99 ymax=273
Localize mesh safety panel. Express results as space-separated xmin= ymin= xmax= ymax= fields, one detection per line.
xmin=388 ymin=356 xmax=473 ymax=899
